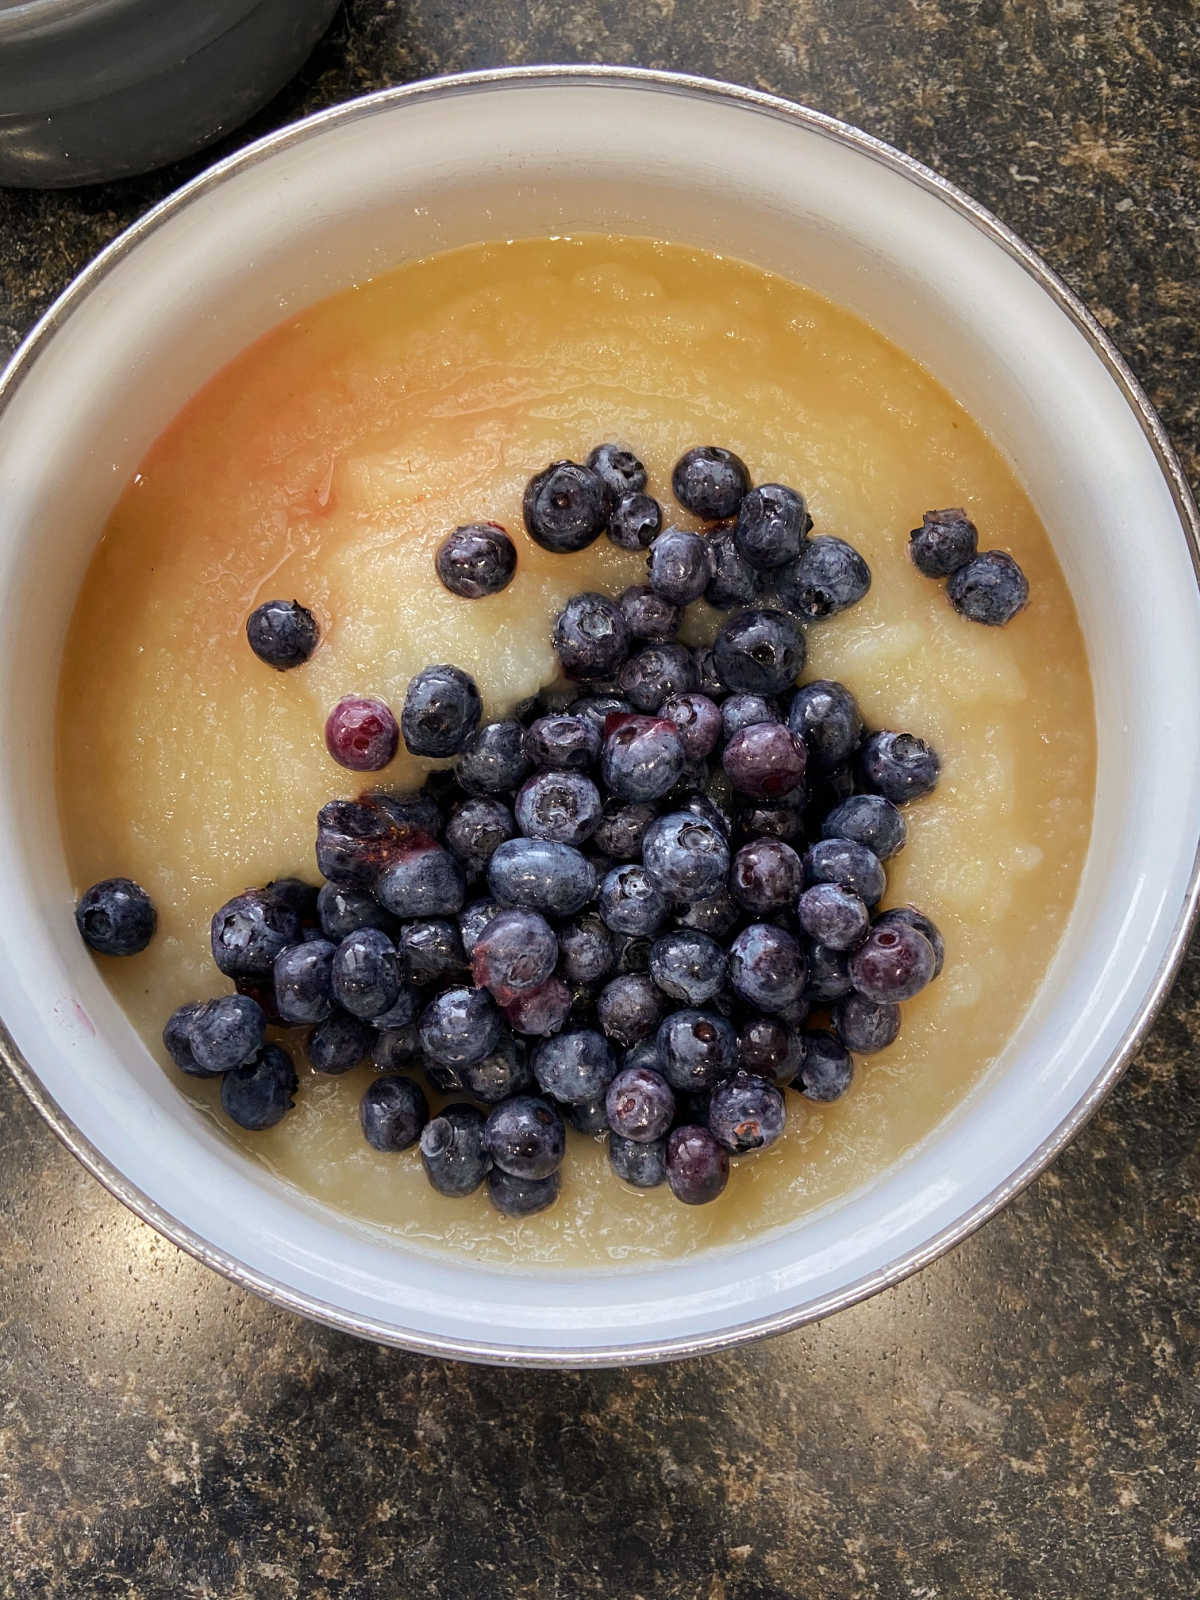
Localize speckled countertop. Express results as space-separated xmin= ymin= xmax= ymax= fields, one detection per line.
xmin=1 ymin=5 xmax=1197 ymax=1596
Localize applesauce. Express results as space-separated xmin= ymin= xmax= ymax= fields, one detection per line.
xmin=56 ymin=235 xmax=1094 ymax=1267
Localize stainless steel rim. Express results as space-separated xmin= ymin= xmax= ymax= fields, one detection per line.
xmin=3 ymin=65 xmax=1198 ymax=1368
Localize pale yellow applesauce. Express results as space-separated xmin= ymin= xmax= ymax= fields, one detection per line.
xmin=57 ymin=236 xmax=1094 ymax=1267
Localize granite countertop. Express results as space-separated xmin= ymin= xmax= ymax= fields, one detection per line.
xmin=1 ymin=4 xmax=1197 ymax=1596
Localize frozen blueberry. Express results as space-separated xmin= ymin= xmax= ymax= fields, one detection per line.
xmin=488 ymin=838 xmax=597 ymax=917
xmin=859 ymin=731 xmax=941 ymax=805
xmin=797 ymin=1030 xmax=854 ymax=1101
xmin=735 ymin=482 xmax=809 ymax=570
xmin=619 ymin=585 xmax=681 ymax=643
xmin=470 ymin=908 xmax=558 ymax=1001
xmin=661 ymin=693 xmax=722 ymax=761
xmin=556 ymin=913 xmax=616 ymax=985
xmin=706 ymin=524 xmax=766 ymax=609
xmin=401 ymin=665 xmax=482 ymax=758
xmin=607 ymin=492 xmax=663 ymax=551
xmin=722 ymin=693 xmax=777 ymax=741
xmin=822 ymin=794 xmax=906 ymax=860
xmin=874 ymin=905 xmax=944 ymax=978
xmin=730 ymin=838 xmax=804 ymax=915
xmin=609 ymin=1133 xmax=668 ymax=1187
xmin=666 ymin=1125 xmax=730 ymax=1204
xmin=848 ymin=921 xmax=936 ymax=1003
xmin=514 ymin=771 xmax=603 ymax=847
xmin=183 ymin=994 xmax=265 ymax=1074
xmin=523 ymin=714 xmax=601 ymax=773
xmin=361 ymin=1074 xmax=428 ymax=1152
xmin=444 ymin=798 xmax=515 ymax=875
xmin=909 ymin=507 xmax=978 ymax=577
xmin=373 ymin=1025 xmax=420 ymax=1072
xmin=485 ymin=1094 xmax=567 ymax=1176
xmin=674 ymin=889 xmax=741 ymax=939
xmin=307 ymin=1011 xmax=373 ymax=1074
xmin=330 ymin=927 xmax=403 ymax=1021
xmin=649 ymin=929 xmax=727 ymax=1005
xmin=163 ymin=1004 xmax=210 ymax=1076
xmin=245 ymin=598 xmax=318 ymax=670
xmin=524 ymin=460 xmax=611 ymax=553
xmin=728 ymin=924 xmax=808 ymax=1013
xmin=601 ymin=715 xmax=686 ymax=803
xmin=570 ymin=692 xmax=634 ymax=730
xmin=373 ymin=789 xmax=444 ymax=835
xmin=641 ymin=811 xmax=730 ymax=904
xmin=803 ymin=837 xmax=886 ymax=907
xmin=420 ymin=1103 xmax=490 ymax=1196
xmin=324 ymin=696 xmax=399 ymax=772
xmin=399 ymin=918 xmax=466 ymax=986
xmin=375 ymin=833 xmax=466 ymax=919
xmin=211 ymin=889 xmax=300 ymax=979
xmin=505 ymin=976 xmax=572 ymax=1036
xmin=461 ymin=1032 xmax=533 ymax=1102
xmin=722 ymin=721 xmax=807 ymax=800
xmin=775 ymin=536 xmax=871 ymax=619
xmin=833 ymin=992 xmax=901 ymax=1054
xmin=597 ymin=974 xmax=669 ymax=1049
xmin=796 ymin=882 xmax=869 ymax=950
xmin=592 ymin=799 xmax=657 ymax=861
xmin=531 ymin=1028 xmax=618 ymax=1105
xmin=734 ymin=792 xmax=806 ymax=845
xmin=672 ymin=445 xmax=750 ymax=520
xmin=459 ymin=897 xmax=503 ymax=958
xmin=273 ymin=939 xmax=336 ymax=1025
xmin=788 ymin=680 xmax=863 ymax=771
xmin=646 ymin=527 xmax=713 ymax=605
xmin=597 ymin=865 xmax=669 ymax=938
xmin=588 ymin=442 xmax=647 ymax=499
xmin=435 ymin=521 xmax=517 ymax=598
xmin=316 ymin=883 xmax=394 ymax=942
xmin=220 ymin=1044 xmax=298 ymax=1130
xmin=713 ymin=608 xmax=805 ymax=696
xmin=553 ymin=591 xmax=631 ymax=682
xmin=737 ymin=1016 xmax=805 ymax=1087
xmin=457 ymin=719 xmax=531 ymax=795
xmin=806 ymin=943 xmax=853 ymax=1003
xmin=605 ymin=1064 xmax=675 ymax=1142
xmin=419 ymin=985 xmax=502 ymax=1065
xmin=947 ymin=550 xmax=1030 ymax=625
xmin=487 ymin=1166 xmax=561 ymax=1216
xmin=314 ymin=798 xmax=415 ymax=889
xmin=708 ymin=1071 xmax=786 ymax=1153
xmin=75 ymin=877 xmax=156 ymax=957
xmin=656 ymin=1008 xmax=738 ymax=1092
xmin=618 ymin=642 xmax=699 ymax=714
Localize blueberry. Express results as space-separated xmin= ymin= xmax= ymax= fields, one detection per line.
xmin=803 ymin=837 xmax=886 ymax=907
xmin=649 ymin=929 xmax=727 ymax=1005
xmin=947 ymin=550 xmax=1029 ymax=625
xmin=618 ymin=584 xmax=681 ymax=642
xmin=788 ymin=680 xmax=863 ymax=771
xmin=75 ymin=877 xmax=156 ymax=957
xmin=730 ymin=838 xmax=804 ymax=914
xmin=317 ymin=882 xmax=395 ymax=942
xmin=723 ymin=721 xmax=808 ymax=800
xmin=514 ymin=771 xmax=603 ymax=847
xmin=737 ymin=1016 xmax=805 ymax=1086
xmin=373 ymin=1025 xmax=420 ymax=1071
xmin=422 ymin=1057 xmax=466 ymax=1094
xmin=796 ymin=882 xmax=869 ymax=950
xmin=315 ymin=797 xmax=408 ymax=889
xmin=570 ymin=692 xmax=633 ymax=730
xmin=401 ymin=665 xmax=482 ymax=758
xmin=211 ymin=889 xmax=300 ymax=979
xmin=605 ymin=1063 xmax=675 ymax=1142
xmin=728 ymin=924 xmax=808 ymax=1013
xmin=680 ymin=791 xmax=733 ymax=840
xmin=618 ymin=642 xmax=699 ymax=713
xmin=597 ymin=865 xmax=669 ymax=938
xmin=774 ymin=536 xmax=871 ymax=619
xmin=646 ymin=527 xmax=713 ymax=605
xmin=874 ymin=905 xmax=944 ymax=978
xmin=419 ymin=985 xmax=502 ymax=1065
xmin=524 ymin=460 xmax=611 ymax=553
xmin=461 ymin=1032 xmax=533 ymax=1102
xmin=553 ymin=917 xmax=613 ymax=991
xmin=560 ymin=1095 xmax=607 ymax=1134
xmin=487 ymin=1166 xmax=561 ymax=1216
xmin=459 ymin=897 xmax=503 ymax=958
xmin=735 ymin=483 xmax=808 ymax=570
xmin=588 ymin=442 xmax=647 ymax=499
xmin=220 ymin=1044 xmax=298 ymax=1130
xmin=611 ymin=932 xmax=653 ymax=975
xmin=609 ymin=1133 xmax=668 ymax=1187
xmin=375 ymin=834 xmax=466 ymax=918
xmin=331 ymin=927 xmax=403 ymax=1021
xmin=601 ymin=715 xmax=686 ymax=803
xmin=372 ymin=789 xmax=444 ymax=835
xmin=184 ymin=993 xmax=258 ymax=1071
xmin=607 ymin=492 xmax=663 ymax=551
xmin=245 ymin=598 xmax=319 ymax=670
xmin=721 ymin=693 xmax=777 ymax=741
xmin=708 ymin=1071 xmax=786 ymax=1153
xmin=859 ymin=731 xmax=941 ymax=805
xmin=666 ymin=1125 xmax=730 ymax=1204
xmin=848 ymin=921 xmax=936 ymax=1003
xmin=673 ymin=889 xmax=741 ymax=939
xmin=661 ymin=693 xmax=722 ymax=761
xmin=833 ymin=993 xmax=901 ymax=1054
xmin=806 ymin=943 xmax=853 ymax=1003
xmin=693 ymin=645 xmax=725 ymax=698
xmin=523 ymin=714 xmax=601 ymax=772
xmin=672 ymin=446 xmax=751 ymax=520
xmin=163 ymin=1004 xmax=210 ymax=1076
xmin=656 ymin=1008 xmax=738 ymax=1092
xmin=623 ymin=1038 xmax=663 ymax=1073
xmin=420 ymin=1103 xmax=490 ymax=1196
xmin=592 ymin=799 xmax=657 ymax=861
xmin=909 ymin=507 xmax=978 ymax=577
xmin=273 ymin=939 xmax=336 ymax=1024
xmin=468 ymin=908 xmax=558 ymax=1001
xmin=307 ymin=1011 xmax=373 ymax=1074
xmin=713 ymin=608 xmax=805 ymax=696
xmin=457 ymin=719 xmax=531 ymax=795
xmin=435 ymin=521 xmax=517 ymax=598
xmin=505 ymin=974 xmax=573 ymax=1037
xmin=822 ymin=794 xmax=906 ymax=860
xmin=360 ymin=1074 xmax=428 ymax=1152
xmin=399 ymin=918 xmax=466 ymax=986
xmin=706 ymin=525 xmax=766 ymax=609
xmin=488 ymin=838 xmax=597 ymax=917
xmin=797 ymin=1030 xmax=854 ymax=1101
xmin=641 ymin=812 xmax=730 ymax=904
xmin=262 ymin=877 xmax=320 ymax=926
xmin=484 ymin=1094 xmax=567 ymax=1176
xmin=734 ymin=792 xmax=807 ymax=845
xmin=324 ymin=696 xmax=399 ymax=772
xmin=552 ymin=591 xmax=631 ymax=682
xmin=444 ymin=797 xmax=515 ymax=876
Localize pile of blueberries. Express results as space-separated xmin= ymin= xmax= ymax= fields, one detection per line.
xmin=146 ymin=442 xmax=952 ymax=1219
